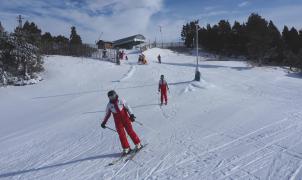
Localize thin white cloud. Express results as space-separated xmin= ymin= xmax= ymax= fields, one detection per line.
xmin=238 ymin=1 xmax=250 ymax=7
xmin=0 ymin=0 xmax=165 ymax=43
xmin=1 ymin=0 xmax=301 ymax=44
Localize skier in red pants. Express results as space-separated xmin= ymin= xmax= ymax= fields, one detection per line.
xmin=158 ymin=75 xmax=169 ymax=105
xmin=101 ymin=90 xmax=142 ymax=155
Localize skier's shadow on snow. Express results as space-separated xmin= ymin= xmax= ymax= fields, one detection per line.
xmin=0 ymin=153 xmax=120 ymax=178
xmin=32 ymin=84 xmax=157 ymax=99
xmin=168 ymin=80 xmax=193 ymax=85
xmin=161 ymin=62 xmax=252 ymax=70
xmin=32 ymin=89 xmax=107 ymax=99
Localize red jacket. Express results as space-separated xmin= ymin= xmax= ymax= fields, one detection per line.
xmin=102 ymin=97 xmax=132 ymax=124
xmin=158 ymin=79 xmax=169 ymax=92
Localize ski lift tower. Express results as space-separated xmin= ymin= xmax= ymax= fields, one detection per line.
xmin=194 ymin=22 xmax=201 ymax=81
xmin=17 ymin=15 xmax=24 ymax=29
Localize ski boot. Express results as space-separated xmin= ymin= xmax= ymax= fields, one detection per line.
xmin=122 ymin=148 xmax=131 ymax=156
xmin=134 ymin=143 xmax=143 ymax=152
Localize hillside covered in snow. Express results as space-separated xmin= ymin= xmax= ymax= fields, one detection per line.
xmin=1 ymin=48 xmax=302 ymax=180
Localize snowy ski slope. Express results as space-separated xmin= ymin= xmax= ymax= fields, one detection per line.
xmin=1 ymin=48 xmax=302 ymax=180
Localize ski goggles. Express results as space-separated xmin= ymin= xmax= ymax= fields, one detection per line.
xmin=108 ymin=94 xmax=116 ymax=100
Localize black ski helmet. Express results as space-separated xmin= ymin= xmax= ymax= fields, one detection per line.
xmin=107 ymin=90 xmax=117 ymax=97
xmin=160 ymin=74 xmax=164 ymax=79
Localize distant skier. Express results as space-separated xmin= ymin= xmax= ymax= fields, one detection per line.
xmin=157 ymin=54 xmax=161 ymax=64
xmin=101 ymin=90 xmax=142 ymax=155
xmin=158 ymin=75 xmax=169 ymax=105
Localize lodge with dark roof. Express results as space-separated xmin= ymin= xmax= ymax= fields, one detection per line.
xmin=96 ymin=34 xmax=146 ymax=49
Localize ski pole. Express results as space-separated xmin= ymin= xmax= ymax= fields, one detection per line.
xmin=135 ymin=120 xmax=143 ymax=126
xmin=157 ymin=92 xmax=159 ymax=104
xmin=106 ymin=126 xmax=117 ymax=133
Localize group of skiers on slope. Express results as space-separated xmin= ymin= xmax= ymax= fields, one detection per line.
xmin=118 ymin=50 xmax=128 ymax=60
xmin=138 ymin=54 xmax=148 ymax=64
xmin=101 ymin=74 xmax=169 ymax=155
xmin=138 ymin=53 xmax=162 ymax=64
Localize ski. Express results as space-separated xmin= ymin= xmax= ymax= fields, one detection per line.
xmin=124 ymin=144 xmax=148 ymax=163
xmin=106 ymin=144 xmax=148 ymax=166
xmin=106 ymin=154 xmax=125 ymax=166
xmin=106 ymin=151 xmax=133 ymax=166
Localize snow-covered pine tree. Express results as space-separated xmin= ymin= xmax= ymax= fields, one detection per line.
xmin=0 ymin=24 xmax=43 ymax=86
xmin=10 ymin=30 xmax=43 ymax=78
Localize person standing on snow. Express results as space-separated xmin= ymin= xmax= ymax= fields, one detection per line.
xmin=158 ymin=75 xmax=169 ymax=105
xmin=157 ymin=54 xmax=161 ymax=64
xmin=101 ymin=90 xmax=142 ymax=155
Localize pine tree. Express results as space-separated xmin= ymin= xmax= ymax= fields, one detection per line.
xmin=0 ymin=22 xmax=4 ymax=34
xmin=69 ymin=26 xmax=82 ymax=56
xmin=11 ymin=32 xmax=43 ymax=76
xmin=70 ymin=26 xmax=82 ymax=45
xmin=299 ymin=30 xmax=302 ymax=49
xmin=21 ymin=21 xmax=42 ymax=47
xmin=181 ymin=21 xmax=198 ymax=48
xmin=230 ymin=21 xmax=247 ymax=55
xmin=245 ymin=13 xmax=270 ymax=65
xmin=207 ymin=24 xmax=220 ymax=52
xmin=265 ymin=21 xmax=283 ymax=64
xmin=287 ymin=27 xmax=300 ymax=53
xmin=217 ymin=20 xmax=232 ymax=54
xmin=41 ymin=32 xmax=53 ymax=54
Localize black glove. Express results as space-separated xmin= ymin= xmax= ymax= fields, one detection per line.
xmin=130 ymin=114 xmax=136 ymax=122
xmin=101 ymin=122 xmax=106 ymax=129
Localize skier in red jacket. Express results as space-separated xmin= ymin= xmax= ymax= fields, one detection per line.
xmin=101 ymin=90 xmax=142 ymax=155
xmin=158 ymin=75 xmax=169 ymax=105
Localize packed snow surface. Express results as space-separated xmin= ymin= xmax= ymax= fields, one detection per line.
xmin=1 ymin=48 xmax=302 ymax=180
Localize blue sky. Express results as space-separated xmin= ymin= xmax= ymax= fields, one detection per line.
xmin=1 ymin=0 xmax=302 ymax=43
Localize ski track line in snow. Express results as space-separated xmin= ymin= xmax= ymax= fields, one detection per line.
xmin=153 ymin=121 xmax=301 ymax=179
xmin=43 ymin=144 xmax=99 ymax=177
xmin=159 ymin=103 xmax=178 ymax=120
xmin=107 ymin=144 xmax=152 ymax=179
xmin=161 ymin=118 xmax=300 ymax=179
xmin=196 ymin=113 xmax=302 ymax=179
xmin=108 ymin=160 xmax=130 ymax=180
xmin=12 ymin=139 xmax=97 ymax=179
xmin=215 ymin=127 xmax=302 ymax=180
xmin=143 ymin=153 xmax=172 ymax=180
xmin=116 ymin=112 xmax=302 ymax=179
xmin=118 ymin=65 xmax=136 ymax=82
xmin=230 ymin=154 xmax=273 ymax=180
xmin=226 ymin=132 xmax=302 ymax=180
xmin=152 ymin=115 xmax=301 ymax=176
xmin=289 ymin=162 xmax=302 ymax=180
xmin=0 ymin=128 xmax=104 ymax=179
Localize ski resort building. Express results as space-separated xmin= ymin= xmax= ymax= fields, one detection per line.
xmin=96 ymin=40 xmax=113 ymax=49
xmin=113 ymin=34 xmax=146 ymax=49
